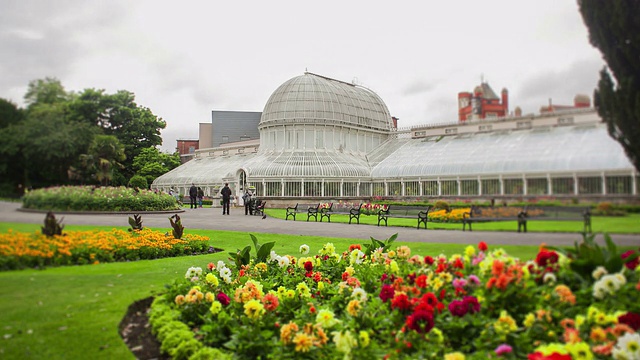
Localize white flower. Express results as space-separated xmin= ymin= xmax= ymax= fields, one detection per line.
xmin=542 ymin=272 xmax=556 ymax=284
xmin=351 ymin=287 xmax=368 ymax=302
xmin=349 ymin=250 xmax=365 ymax=265
xmin=219 ymin=267 xmax=231 ymax=279
xmin=277 ymin=256 xmax=290 ymax=268
xmin=217 ymin=260 xmax=226 ymax=270
xmin=185 ymin=266 xmax=202 ymax=279
xmin=299 ymin=244 xmax=310 ymax=255
xmin=270 ymin=250 xmax=279 ymax=262
xmin=600 ymin=274 xmax=623 ymax=292
xmin=592 ymin=281 xmax=608 ymax=299
xmin=592 ymin=266 xmax=608 ymax=280
xmin=221 ymin=274 xmax=232 ymax=284
xmin=613 ymin=332 xmax=640 ymax=359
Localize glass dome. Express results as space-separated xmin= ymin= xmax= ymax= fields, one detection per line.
xmin=259 ymin=72 xmax=393 ymax=132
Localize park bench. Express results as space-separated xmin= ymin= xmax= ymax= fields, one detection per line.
xmin=523 ymin=206 xmax=592 ymax=233
xmin=285 ymin=203 xmax=320 ymax=221
xmin=319 ymin=203 xmax=363 ymax=224
xmin=462 ymin=206 xmax=527 ymax=232
xmin=250 ymin=199 xmax=266 ymax=217
xmin=462 ymin=206 xmax=592 ymax=233
xmin=377 ymin=205 xmax=431 ymax=229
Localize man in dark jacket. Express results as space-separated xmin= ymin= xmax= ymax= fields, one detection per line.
xmin=220 ymin=183 xmax=232 ymax=215
xmin=189 ymin=183 xmax=198 ymax=209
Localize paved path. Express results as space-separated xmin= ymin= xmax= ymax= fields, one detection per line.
xmin=2 ymin=201 xmax=639 ymax=247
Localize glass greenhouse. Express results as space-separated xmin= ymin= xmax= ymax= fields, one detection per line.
xmin=152 ymin=73 xmax=638 ymax=200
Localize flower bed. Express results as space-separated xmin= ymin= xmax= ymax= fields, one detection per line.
xmin=150 ymin=236 xmax=640 ymax=359
xmin=0 ymin=228 xmax=211 ymax=270
xmin=22 ymin=186 xmax=179 ymax=212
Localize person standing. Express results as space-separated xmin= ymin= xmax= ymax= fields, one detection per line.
xmin=189 ymin=183 xmax=198 ymax=209
xmin=197 ymin=187 xmax=204 ymax=208
xmin=221 ymin=183 xmax=232 ymax=215
xmin=242 ymin=190 xmax=252 ymax=215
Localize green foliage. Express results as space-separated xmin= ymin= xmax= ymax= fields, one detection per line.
xmin=132 ymin=147 xmax=180 ymax=185
xmin=0 ymin=98 xmax=23 ymax=128
xmin=548 ymin=233 xmax=626 ymax=281
xmin=22 ymin=185 xmax=179 ymax=212
xmin=128 ymin=214 xmax=143 ymax=231
xmin=24 ymin=77 xmax=68 ymax=107
xmin=41 ymin=211 xmax=64 ymax=237
xmin=170 ymin=214 xmax=185 ymax=239
xmin=362 ymin=233 xmax=397 ymax=256
xmin=579 ymin=0 xmax=640 ymax=172
xmin=128 ymin=175 xmax=148 ymax=189
xmin=228 ymin=234 xmax=276 ymax=268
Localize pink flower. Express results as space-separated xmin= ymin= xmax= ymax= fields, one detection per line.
xmin=495 ymin=344 xmax=513 ymax=356
xmin=448 ymin=300 xmax=467 ymax=317
xmin=452 ymin=278 xmax=468 ymax=289
xmin=216 ymin=292 xmax=230 ymax=306
xmin=463 ymin=296 xmax=481 ymax=313
xmin=467 ymin=275 xmax=481 ymax=286
xmin=621 ymin=250 xmax=639 ymax=270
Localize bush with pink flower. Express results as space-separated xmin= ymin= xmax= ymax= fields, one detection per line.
xmin=150 ymin=234 xmax=640 ymax=359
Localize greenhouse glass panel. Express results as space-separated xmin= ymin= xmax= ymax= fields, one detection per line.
xmin=253 ymin=183 xmax=264 ymax=197
xmin=265 ymin=182 xmax=281 ymax=197
xmin=578 ymin=177 xmax=602 ymax=194
xmin=344 ymin=182 xmax=358 ymax=197
xmin=284 ymin=181 xmax=301 ymax=197
xmin=422 ymin=181 xmax=438 ymax=196
xmin=372 ymin=182 xmax=385 ymax=196
xmin=527 ymin=178 xmax=548 ymax=195
xmin=315 ymin=131 xmax=324 ymax=149
xmin=325 ymin=182 xmax=340 ymax=197
xmin=441 ymin=180 xmax=458 ymax=196
xmin=460 ymin=180 xmax=479 ymax=195
xmin=481 ymin=179 xmax=500 ymax=195
xmin=388 ymin=182 xmax=402 ymax=196
xmin=552 ymin=178 xmax=574 ymax=195
xmin=304 ymin=181 xmax=322 ymax=197
xmin=405 ymin=181 xmax=420 ymax=196
xmin=606 ymin=176 xmax=632 ymax=194
xmin=504 ymin=179 xmax=523 ymax=195
xmin=359 ymin=182 xmax=371 ymax=197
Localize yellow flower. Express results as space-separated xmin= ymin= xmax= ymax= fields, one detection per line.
xmin=243 ymin=299 xmax=265 ymax=320
xmin=345 ymin=266 xmax=355 ymax=276
xmin=524 ymin=313 xmax=536 ymax=328
xmin=254 ymin=262 xmax=267 ymax=272
xmin=346 ymin=300 xmax=361 ymax=317
xmin=332 ymin=330 xmax=356 ymax=355
xmin=387 ymin=250 xmax=396 ymax=258
xmin=296 ymin=282 xmax=311 ymax=298
xmin=292 ymin=332 xmax=313 ymax=352
xmin=494 ymin=311 xmax=518 ymax=337
xmin=575 ymin=315 xmax=586 ymax=328
xmin=431 ymin=327 xmax=444 ymax=343
xmin=358 ymin=331 xmax=370 ymax=347
xmin=317 ymin=281 xmax=325 ymax=291
xmin=464 ymin=245 xmax=476 ymax=257
xmin=209 ymin=300 xmax=222 ymax=315
xmin=444 ymin=352 xmax=465 ymax=360
xmin=205 ymin=292 xmax=214 ymax=303
xmin=316 ymin=309 xmax=339 ymax=328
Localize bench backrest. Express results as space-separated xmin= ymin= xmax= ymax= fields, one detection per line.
xmin=385 ymin=205 xmax=430 ymax=215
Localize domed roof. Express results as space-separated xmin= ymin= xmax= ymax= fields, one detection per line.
xmin=259 ymin=72 xmax=393 ymax=131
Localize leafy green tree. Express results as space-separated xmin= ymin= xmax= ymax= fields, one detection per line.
xmin=132 ymin=147 xmax=181 ymax=185
xmin=0 ymin=98 xmax=23 ymax=128
xmin=24 ymin=78 xmax=68 ymax=107
xmin=128 ymin=175 xmax=149 ymax=189
xmin=68 ymin=89 xmax=167 ymax=180
xmin=579 ymin=0 xmax=640 ymax=172
xmin=81 ymin=135 xmax=127 ymax=186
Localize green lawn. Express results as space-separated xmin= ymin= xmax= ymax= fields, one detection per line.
xmin=264 ymin=209 xmax=640 ymax=234
xmin=0 ymin=212 xmax=637 ymax=359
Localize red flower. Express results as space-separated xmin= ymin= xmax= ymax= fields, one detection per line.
xmin=207 ymin=262 xmax=215 ymax=271
xmin=415 ymin=275 xmax=428 ymax=288
xmin=536 ymin=250 xmax=559 ymax=267
xmin=349 ymin=244 xmax=362 ymax=252
xmin=618 ymin=312 xmax=640 ymax=331
xmin=406 ymin=310 xmax=434 ymax=333
xmin=262 ymin=293 xmax=279 ymax=311
xmin=621 ymin=250 xmax=639 ymax=270
xmin=478 ymin=241 xmax=488 ymax=252
xmin=422 ymin=292 xmax=438 ymax=307
xmin=407 ymin=272 xmax=416 ymax=284
xmin=304 ymin=261 xmax=313 ymax=272
xmin=379 ymin=284 xmax=395 ymax=302
xmin=216 ymin=292 xmax=230 ymax=306
xmin=391 ymin=293 xmax=412 ymax=311
xmin=424 ymin=256 xmax=434 ymax=265
xmin=528 ymin=352 xmax=572 ymax=360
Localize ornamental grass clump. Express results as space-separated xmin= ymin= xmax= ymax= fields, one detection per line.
xmin=152 ymin=235 xmax=640 ymax=359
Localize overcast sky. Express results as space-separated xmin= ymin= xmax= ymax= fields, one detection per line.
xmin=0 ymin=0 xmax=606 ymax=152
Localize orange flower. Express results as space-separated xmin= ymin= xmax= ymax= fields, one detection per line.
xmin=491 ymin=260 xmax=505 ymax=276
xmin=563 ymin=327 xmax=581 ymax=344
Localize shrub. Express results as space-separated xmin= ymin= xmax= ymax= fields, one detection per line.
xmin=434 ymin=200 xmax=450 ymax=212
xmin=128 ymin=175 xmax=148 ymax=189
